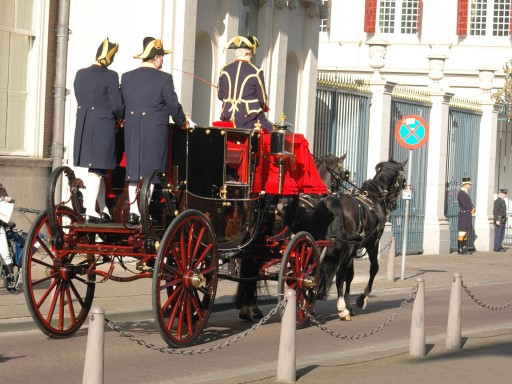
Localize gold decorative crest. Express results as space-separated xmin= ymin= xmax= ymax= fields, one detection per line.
xmin=153 ymin=39 xmax=163 ymax=50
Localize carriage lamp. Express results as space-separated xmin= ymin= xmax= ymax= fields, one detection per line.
xmin=270 ymin=114 xmax=295 ymax=194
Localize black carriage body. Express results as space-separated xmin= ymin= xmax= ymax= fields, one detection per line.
xmin=171 ymin=126 xmax=264 ymax=250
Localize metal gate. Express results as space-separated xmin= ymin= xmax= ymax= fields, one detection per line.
xmin=445 ymin=105 xmax=481 ymax=251
xmin=495 ymin=113 xmax=512 ymax=245
xmin=314 ymin=74 xmax=370 ymax=187
xmin=389 ymin=97 xmax=431 ymax=254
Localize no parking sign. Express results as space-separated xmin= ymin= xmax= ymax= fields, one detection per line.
xmin=394 ymin=115 xmax=429 ymax=150
xmin=393 ymin=114 xmax=428 ymax=280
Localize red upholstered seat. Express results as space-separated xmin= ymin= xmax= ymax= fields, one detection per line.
xmin=212 ymin=121 xmax=235 ymax=128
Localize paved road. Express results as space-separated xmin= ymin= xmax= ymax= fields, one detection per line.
xmin=1 ymin=251 xmax=511 ymax=383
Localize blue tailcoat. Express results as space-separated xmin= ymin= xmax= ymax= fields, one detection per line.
xmin=457 ymin=189 xmax=474 ymax=231
xmin=218 ymin=60 xmax=272 ymax=131
xmin=73 ymin=65 xmax=124 ymax=170
xmin=121 ymin=67 xmax=186 ymax=181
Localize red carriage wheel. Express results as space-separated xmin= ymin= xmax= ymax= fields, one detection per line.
xmin=152 ymin=210 xmax=218 ymax=347
xmin=278 ymin=231 xmax=319 ymax=328
xmin=22 ymin=206 xmax=96 ymax=338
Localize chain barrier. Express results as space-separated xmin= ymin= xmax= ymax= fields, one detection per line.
xmin=461 ymin=280 xmax=512 ymax=310
xmin=298 ymin=282 xmax=419 ymax=340
xmin=105 ymin=298 xmax=287 ymax=355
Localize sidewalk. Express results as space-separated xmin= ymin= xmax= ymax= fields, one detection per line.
xmin=1 ymin=250 xmax=511 ymax=384
xmin=1 ymin=249 xmax=511 ymax=334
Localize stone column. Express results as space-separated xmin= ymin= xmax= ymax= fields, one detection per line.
xmin=423 ymin=91 xmax=453 ymax=254
xmin=367 ymin=81 xmax=397 ymax=177
xmin=474 ymin=100 xmax=500 ymax=252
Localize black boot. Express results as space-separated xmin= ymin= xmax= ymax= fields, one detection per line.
xmin=458 ymin=240 xmax=470 ymax=255
xmin=457 ymin=240 xmax=464 ymax=254
xmin=2 ymin=264 xmax=15 ymax=291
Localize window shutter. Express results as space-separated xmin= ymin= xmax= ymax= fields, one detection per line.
xmin=417 ymin=0 xmax=422 ymax=33
xmin=364 ymin=0 xmax=377 ymax=33
xmin=456 ymin=0 xmax=468 ymax=36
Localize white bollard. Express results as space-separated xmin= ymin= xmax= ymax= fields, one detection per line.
xmin=409 ymin=277 xmax=426 ymax=357
xmin=446 ymin=272 xmax=462 ymax=349
xmin=276 ymin=289 xmax=296 ymax=383
xmin=83 ymin=306 xmax=105 ymax=384
xmin=386 ymin=236 xmax=396 ymax=282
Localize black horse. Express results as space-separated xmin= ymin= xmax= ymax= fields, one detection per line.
xmin=235 ymin=153 xmax=348 ymax=321
xmin=311 ymin=158 xmax=407 ymax=320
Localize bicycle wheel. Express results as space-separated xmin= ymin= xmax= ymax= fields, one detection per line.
xmin=22 ymin=206 xmax=96 ymax=338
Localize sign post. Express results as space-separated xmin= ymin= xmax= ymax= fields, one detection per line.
xmin=394 ymin=115 xmax=429 ymax=280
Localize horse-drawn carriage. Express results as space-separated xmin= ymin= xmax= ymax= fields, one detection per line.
xmin=22 ymin=119 xmax=336 ymax=347
xmin=22 ymin=113 xmax=407 ymax=347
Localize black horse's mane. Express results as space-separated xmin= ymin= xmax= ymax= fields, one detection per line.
xmin=361 ymin=160 xmax=404 ymax=195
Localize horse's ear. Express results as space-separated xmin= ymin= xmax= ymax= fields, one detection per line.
xmin=388 ymin=156 xmax=394 ymax=162
xmin=401 ymin=158 xmax=408 ymax=167
xmin=341 ymin=152 xmax=347 ymax=162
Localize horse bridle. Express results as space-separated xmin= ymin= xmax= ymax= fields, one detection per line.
xmin=313 ymin=155 xmax=351 ymax=193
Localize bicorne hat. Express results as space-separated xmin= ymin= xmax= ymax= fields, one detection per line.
xmin=133 ymin=37 xmax=172 ymax=60
xmin=225 ymin=36 xmax=259 ymax=54
xmin=96 ymin=38 xmax=119 ymax=67
xmin=461 ymin=176 xmax=472 ymax=185
xmin=500 ymin=188 xmax=508 ymax=194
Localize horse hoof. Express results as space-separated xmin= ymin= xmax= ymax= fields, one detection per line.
xmin=339 ymin=313 xmax=351 ymax=321
xmin=356 ymin=295 xmax=368 ymax=309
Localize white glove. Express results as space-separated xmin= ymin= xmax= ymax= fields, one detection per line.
xmin=187 ymin=118 xmax=196 ymax=128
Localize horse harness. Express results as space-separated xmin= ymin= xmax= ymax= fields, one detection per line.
xmin=335 ymin=169 xmax=406 ymax=247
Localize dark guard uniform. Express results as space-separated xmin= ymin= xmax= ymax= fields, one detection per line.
xmin=120 ymin=36 xmax=186 ymax=224
xmin=121 ymin=67 xmax=185 ymax=180
xmin=73 ymin=64 xmax=123 ymax=169
xmin=73 ymin=38 xmax=123 ymax=223
xmin=218 ymin=36 xmax=272 ymax=131
xmin=493 ymin=189 xmax=508 ymax=252
xmin=457 ymin=176 xmax=475 ymax=254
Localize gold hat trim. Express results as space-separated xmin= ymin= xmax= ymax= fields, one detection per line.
xmin=97 ymin=38 xmax=119 ymax=67
xmin=224 ymin=36 xmax=259 ymax=53
xmin=133 ymin=38 xmax=172 ymax=59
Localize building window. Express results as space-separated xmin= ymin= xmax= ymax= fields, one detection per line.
xmin=0 ymin=0 xmax=34 ymax=154
xmin=379 ymin=0 xmax=419 ymax=34
xmin=365 ymin=0 xmax=421 ymax=35
xmin=458 ymin=0 xmax=511 ymax=36
xmin=320 ymin=0 xmax=329 ymax=32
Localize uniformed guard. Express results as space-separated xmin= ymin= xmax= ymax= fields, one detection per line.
xmin=73 ymin=37 xmax=124 ymax=223
xmin=121 ymin=36 xmax=187 ymax=224
xmin=218 ymin=35 xmax=273 ymax=131
xmin=493 ymin=188 xmax=508 ymax=252
xmin=457 ymin=176 xmax=475 ymax=254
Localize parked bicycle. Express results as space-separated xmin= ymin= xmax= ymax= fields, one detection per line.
xmin=0 ymin=219 xmax=26 ymax=293
xmin=0 ymin=202 xmax=41 ymax=294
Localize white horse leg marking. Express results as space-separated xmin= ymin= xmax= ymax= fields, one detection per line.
xmin=337 ymin=296 xmax=351 ymax=321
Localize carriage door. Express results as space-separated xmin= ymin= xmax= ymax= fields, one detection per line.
xmin=389 ymin=100 xmax=431 ymax=254
xmin=445 ymin=107 xmax=481 ymax=251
